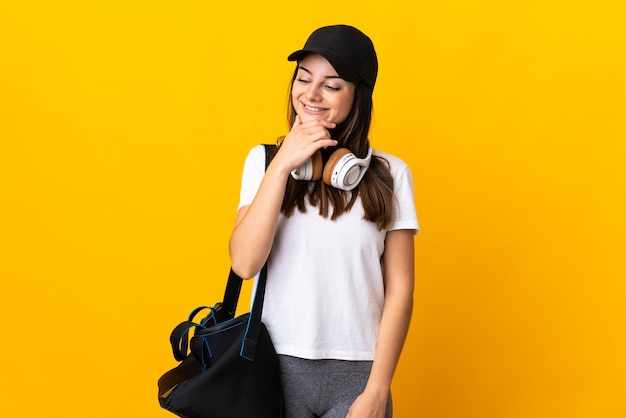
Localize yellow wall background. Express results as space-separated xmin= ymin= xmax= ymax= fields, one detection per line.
xmin=1 ymin=1 xmax=624 ymax=417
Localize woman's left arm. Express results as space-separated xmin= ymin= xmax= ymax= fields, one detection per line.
xmin=347 ymin=228 xmax=415 ymax=418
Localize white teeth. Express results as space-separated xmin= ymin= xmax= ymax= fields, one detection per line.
xmin=304 ymin=104 xmax=325 ymax=112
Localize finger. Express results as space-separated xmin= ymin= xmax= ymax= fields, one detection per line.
xmin=303 ymin=121 xmax=337 ymax=138
xmin=317 ymin=138 xmax=339 ymax=149
xmin=292 ymin=115 xmax=302 ymax=129
xmin=302 ymin=127 xmax=332 ymax=143
xmin=299 ymin=119 xmax=336 ymax=130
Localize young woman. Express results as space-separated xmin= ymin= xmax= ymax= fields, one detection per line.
xmin=229 ymin=25 xmax=419 ymax=418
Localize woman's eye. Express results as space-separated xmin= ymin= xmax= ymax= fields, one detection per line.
xmin=296 ymin=78 xmax=310 ymax=84
xmin=325 ymin=85 xmax=340 ymax=91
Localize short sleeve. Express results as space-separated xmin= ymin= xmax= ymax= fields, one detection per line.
xmin=237 ymin=145 xmax=266 ymax=211
xmin=387 ymin=159 xmax=420 ymax=234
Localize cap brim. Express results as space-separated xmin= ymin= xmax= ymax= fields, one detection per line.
xmin=287 ymin=50 xmax=307 ymax=62
xmin=286 ymin=49 xmax=360 ymax=83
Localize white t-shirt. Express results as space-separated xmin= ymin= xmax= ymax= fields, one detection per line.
xmin=238 ymin=145 xmax=419 ymax=361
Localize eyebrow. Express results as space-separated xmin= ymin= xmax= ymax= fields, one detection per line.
xmin=298 ymin=66 xmax=343 ymax=80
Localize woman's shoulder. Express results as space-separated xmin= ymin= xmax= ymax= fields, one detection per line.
xmin=247 ymin=144 xmax=267 ymax=158
xmin=242 ymin=144 xmax=270 ymax=166
xmin=372 ymin=148 xmax=410 ymax=174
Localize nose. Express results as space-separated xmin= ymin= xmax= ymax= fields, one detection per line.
xmin=305 ymin=84 xmax=322 ymax=101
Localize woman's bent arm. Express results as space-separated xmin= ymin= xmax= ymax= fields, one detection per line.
xmin=228 ymin=159 xmax=291 ymax=279
xmin=229 ymin=117 xmax=338 ymax=279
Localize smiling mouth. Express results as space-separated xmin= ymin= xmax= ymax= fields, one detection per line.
xmin=303 ymin=103 xmax=327 ymax=112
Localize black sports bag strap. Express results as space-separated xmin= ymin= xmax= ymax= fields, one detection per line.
xmin=219 ymin=144 xmax=278 ymax=320
xmin=264 ymin=143 xmax=278 ymax=167
xmin=218 ymin=269 xmax=243 ymax=321
xmin=239 ymin=144 xmax=276 ymax=360
xmin=240 ymin=261 xmax=268 ymax=360
xmin=195 ymin=144 xmax=275 ymax=361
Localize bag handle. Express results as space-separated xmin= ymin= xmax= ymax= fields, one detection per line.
xmin=219 ymin=143 xmax=276 ymax=323
xmin=185 ymin=263 xmax=268 ymax=369
xmin=218 ymin=145 xmax=276 ymax=361
xmin=239 ymin=262 xmax=268 ymax=360
xmin=218 ymin=268 xmax=243 ymax=321
xmin=237 ymin=144 xmax=276 ymax=360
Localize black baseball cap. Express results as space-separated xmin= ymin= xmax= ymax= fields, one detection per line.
xmin=288 ymin=25 xmax=378 ymax=91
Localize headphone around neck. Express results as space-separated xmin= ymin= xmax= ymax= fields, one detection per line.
xmin=291 ymin=147 xmax=373 ymax=191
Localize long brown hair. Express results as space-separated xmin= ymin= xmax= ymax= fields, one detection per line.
xmin=279 ymin=67 xmax=394 ymax=230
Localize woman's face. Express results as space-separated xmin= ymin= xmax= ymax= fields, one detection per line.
xmin=291 ymin=54 xmax=356 ymax=125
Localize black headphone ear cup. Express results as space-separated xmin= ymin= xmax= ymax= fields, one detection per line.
xmin=310 ymin=150 xmax=323 ymax=181
xmin=322 ymin=148 xmax=352 ymax=186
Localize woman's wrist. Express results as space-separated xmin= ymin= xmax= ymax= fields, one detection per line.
xmin=363 ymin=379 xmax=390 ymax=400
xmin=265 ymin=156 xmax=294 ymax=181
